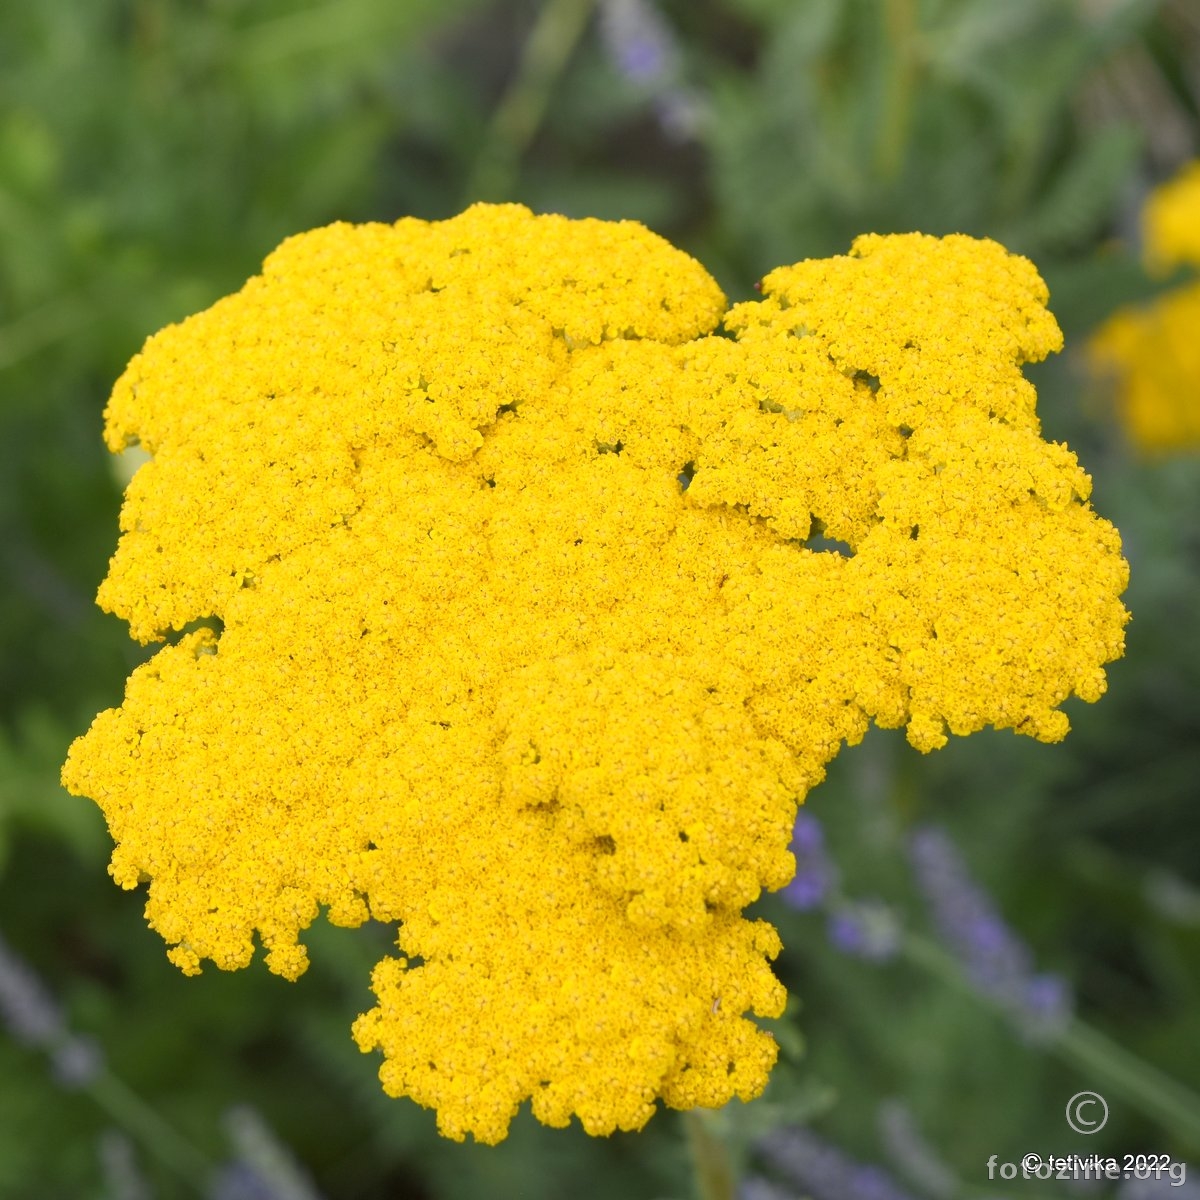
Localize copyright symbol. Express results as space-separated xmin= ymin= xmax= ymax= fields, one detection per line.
xmin=1066 ymin=1091 xmax=1109 ymax=1134
xmin=1022 ymin=1154 xmax=1043 ymax=1174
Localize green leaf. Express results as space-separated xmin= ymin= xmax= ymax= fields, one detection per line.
xmin=1005 ymin=121 xmax=1142 ymax=255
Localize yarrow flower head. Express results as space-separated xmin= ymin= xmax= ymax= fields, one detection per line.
xmin=1090 ymin=160 xmax=1200 ymax=453
xmin=62 ymin=204 xmax=1128 ymax=1143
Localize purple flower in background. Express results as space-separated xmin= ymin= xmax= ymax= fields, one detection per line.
xmin=780 ymin=814 xmax=900 ymax=961
xmin=908 ymin=826 xmax=1073 ymax=1040
xmin=98 ymin=1130 xmax=152 ymax=1200
xmin=783 ymin=812 xmax=838 ymax=910
xmin=827 ymin=901 xmax=900 ymax=962
xmin=598 ymin=0 xmax=679 ymax=85
xmin=0 ymin=928 xmax=65 ymax=1048
xmin=209 ymin=1163 xmax=281 ymax=1200
xmin=651 ymin=90 xmax=709 ymax=142
xmin=210 ymin=1106 xmax=326 ymax=1200
xmin=1023 ymin=973 xmax=1073 ymax=1027
xmin=754 ymin=1127 xmax=920 ymax=1200
xmin=52 ymin=1032 xmax=105 ymax=1089
xmin=740 ymin=1179 xmax=797 ymax=1200
xmin=597 ymin=0 xmax=708 ymax=141
xmin=876 ymin=1100 xmax=958 ymax=1200
xmin=0 ymin=926 xmax=106 ymax=1086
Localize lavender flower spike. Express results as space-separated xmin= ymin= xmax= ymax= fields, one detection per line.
xmin=597 ymin=0 xmax=709 ymax=141
xmin=215 ymin=1106 xmax=326 ymax=1200
xmin=0 ymin=927 xmax=65 ymax=1048
xmin=876 ymin=1099 xmax=959 ymax=1200
xmin=598 ymin=0 xmax=680 ymax=87
xmin=208 ymin=1163 xmax=281 ymax=1200
xmin=757 ymin=1126 xmax=920 ymax=1200
xmin=739 ymin=1178 xmax=799 ymax=1200
xmin=98 ymin=1130 xmax=153 ymax=1200
xmin=782 ymin=811 xmax=838 ymax=911
xmin=52 ymin=1033 xmax=105 ymax=1089
xmin=0 ymin=926 xmax=106 ymax=1086
xmin=827 ymin=900 xmax=900 ymax=963
xmin=908 ymin=825 xmax=1073 ymax=1040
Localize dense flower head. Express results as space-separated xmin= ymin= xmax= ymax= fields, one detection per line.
xmin=62 ymin=204 xmax=1128 ymax=1143
xmin=1090 ymin=160 xmax=1200 ymax=453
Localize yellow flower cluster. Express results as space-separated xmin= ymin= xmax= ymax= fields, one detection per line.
xmin=62 ymin=204 xmax=1129 ymax=1144
xmin=1091 ymin=161 xmax=1200 ymax=452
xmin=1143 ymin=160 xmax=1200 ymax=271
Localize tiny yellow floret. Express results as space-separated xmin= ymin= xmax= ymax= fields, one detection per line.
xmin=62 ymin=205 xmax=1129 ymax=1143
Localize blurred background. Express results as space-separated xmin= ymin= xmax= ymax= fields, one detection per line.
xmin=2 ymin=0 xmax=1199 ymax=1197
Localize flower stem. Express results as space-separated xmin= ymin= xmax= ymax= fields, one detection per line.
xmin=901 ymin=931 xmax=1200 ymax=1148
xmin=465 ymin=0 xmax=596 ymax=203
xmin=87 ymin=1069 xmax=213 ymax=1193
xmin=684 ymin=1109 xmax=736 ymax=1200
xmin=876 ymin=0 xmax=916 ymax=181
xmin=1055 ymin=1019 xmax=1200 ymax=1148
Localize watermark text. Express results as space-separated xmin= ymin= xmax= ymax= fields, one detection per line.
xmin=986 ymin=1153 xmax=1187 ymax=1186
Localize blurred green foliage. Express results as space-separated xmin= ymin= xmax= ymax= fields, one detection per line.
xmin=2 ymin=0 xmax=1199 ymax=1197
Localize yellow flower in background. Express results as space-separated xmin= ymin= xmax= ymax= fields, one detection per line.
xmin=61 ymin=205 xmax=1129 ymax=1144
xmin=1090 ymin=160 xmax=1200 ymax=453
xmin=1143 ymin=160 xmax=1200 ymax=272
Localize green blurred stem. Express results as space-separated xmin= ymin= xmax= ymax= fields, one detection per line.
xmin=902 ymin=933 xmax=1200 ymax=1149
xmin=239 ymin=0 xmax=479 ymax=66
xmin=684 ymin=1109 xmax=735 ymax=1200
xmin=87 ymin=1069 xmax=212 ymax=1193
xmin=876 ymin=0 xmax=916 ymax=181
xmin=1055 ymin=1021 xmax=1200 ymax=1147
xmin=465 ymin=0 xmax=596 ymax=203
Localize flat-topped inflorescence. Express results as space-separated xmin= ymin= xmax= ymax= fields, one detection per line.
xmin=62 ymin=204 xmax=1129 ymax=1143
